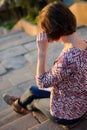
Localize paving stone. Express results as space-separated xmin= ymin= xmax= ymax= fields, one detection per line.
xmin=8 ymin=65 xmax=35 ymax=86
xmin=0 ymin=64 xmax=7 ymax=75
xmin=0 ymin=77 xmax=12 ymax=92
xmin=0 ymin=46 xmax=28 ymax=61
xmin=24 ymin=41 xmax=37 ymax=51
xmin=0 ymin=114 xmax=38 ymax=130
xmin=17 ymin=79 xmax=36 ymax=93
xmin=1 ymin=56 xmax=28 ymax=70
xmin=24 ymin=50 xmax=37 ymax=64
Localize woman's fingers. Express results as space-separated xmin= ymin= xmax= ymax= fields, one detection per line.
xmin=37 ymin=32 xmax=47 ymax=41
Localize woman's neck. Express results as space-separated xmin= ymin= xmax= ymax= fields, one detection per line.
xmin=61 ymin=32 xmax=87 ymax=50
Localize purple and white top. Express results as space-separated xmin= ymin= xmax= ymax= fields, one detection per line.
xmin=36 ymin=45 xmax=87 ymax=120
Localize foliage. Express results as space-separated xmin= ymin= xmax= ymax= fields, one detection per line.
xmin=5 ymin=0 xmax=16 ymax=8
xmin=23 ymin=15 xmax=37 ymax=24
xmin=3 ymin=0 xmax=87 ymax=26
xmin=2 ymin=20 xmax=16 ymax=29
xmin=4 ymin=0 xmax=48 ymax=24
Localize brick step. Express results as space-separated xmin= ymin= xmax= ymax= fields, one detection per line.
xmin=0 ymin=113 xmax=39 ymax=130
xmin=30 ymin=118 xmax=87 ymax=130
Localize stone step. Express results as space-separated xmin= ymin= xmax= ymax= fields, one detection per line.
xmin=0 ymin=28 xmax=23 ymax=38
xmin=30 ymin=120 xmax=64 ymax=130
xmin=0 ymin=113 xmax=38 ymax=130
xmin=0 ymin=26 xmax=23 ymax=36
xmin=30 ymin=118 xmax=87 ymax=130
xmin=8 ymin=29 xmax=24 ymax=36
xmin=7 ymin=64 xmax=35 ymax=86
xmin=0 ymin=108 xmax=13 ymax=127
xmin=0 ymin=108 xmax=12 ymax=119
xmin=0 ymin=31 xmax=27 ymax=43
xmin=0 ymin=27 xmax=9 ymax=38
xmin=0 ymin=107 xmax=47 ymax=129
xmin=0 ymin=31 xmax=36 ymax=51
xmin=0 ymin=45 xmax=28 ymax=61
xmin=0 ymin=110 xmax=23 ymax=127
xmin=32 ymin=111 xmax=48 ymax=123
xmin=77 ymin=26 xmax=87 ymax=39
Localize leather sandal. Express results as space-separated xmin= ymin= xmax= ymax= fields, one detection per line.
xmin=3 ymin=93 xmax=29 ymax=114
xmin=3 ymin=93 xmax=18 ymax=105
xmin=12 ymin=99 xmax=29 ymax=114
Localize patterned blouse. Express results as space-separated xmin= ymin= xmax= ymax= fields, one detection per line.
xmin=36 ymin=46 xmax=87 ymax=120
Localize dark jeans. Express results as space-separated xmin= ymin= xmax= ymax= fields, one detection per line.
xmin=18 ymin=86 xmax=83 ymax=126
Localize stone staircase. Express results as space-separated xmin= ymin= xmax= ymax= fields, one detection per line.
xmin=0 ymin=26 xmax=87 ymax=130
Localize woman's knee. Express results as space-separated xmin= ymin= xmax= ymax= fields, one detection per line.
xmin=29 ymin=86 xmax=38 ymax=94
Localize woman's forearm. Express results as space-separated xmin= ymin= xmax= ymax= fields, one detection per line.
xmin=36 ymin=51 xmax=47 ymax=77
xmin=36 ymin=31 xmax=49 ymax=79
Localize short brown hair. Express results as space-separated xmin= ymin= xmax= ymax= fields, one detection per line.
xmin=37 ymin=1 xmax=77 ymax=41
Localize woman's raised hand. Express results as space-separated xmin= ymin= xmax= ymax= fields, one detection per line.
xmin=36 ymin=32 xmax=49 ymax=54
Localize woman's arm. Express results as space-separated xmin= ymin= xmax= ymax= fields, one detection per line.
xmin=36 ymin=32 xmax=49 ymax=86
xmin=36 ymin=50 xmax=80 ymax=89
xmin=36 ymin=51 xmax=46 ymax=76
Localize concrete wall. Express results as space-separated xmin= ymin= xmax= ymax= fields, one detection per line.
xmin=70 ymin=2 xmax=87 ymax=26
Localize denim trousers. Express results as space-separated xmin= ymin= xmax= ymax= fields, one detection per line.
xmin=18 ymin=86 xmax=83 ymax=126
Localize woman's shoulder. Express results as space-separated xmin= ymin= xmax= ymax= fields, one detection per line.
xmin=67 ymin=47 xmax=81 ymax=55
xmin=64 ymin=47 xmax=79 ymax=65
xmin=66 ymin=45 xmax=87 ymax=57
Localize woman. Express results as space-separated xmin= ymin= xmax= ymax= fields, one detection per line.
xmin=3 ymin=1 xmax=87 ymax=127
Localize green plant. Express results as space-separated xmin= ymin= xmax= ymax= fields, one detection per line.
xmin=2 ymin=20 xmax=16 ymax=29
xmin=23 ymin=15 xmax=37 ymax=24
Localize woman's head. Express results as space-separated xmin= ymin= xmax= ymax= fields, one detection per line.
xmin=37 ymin=1 xmax=77 ymax=41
